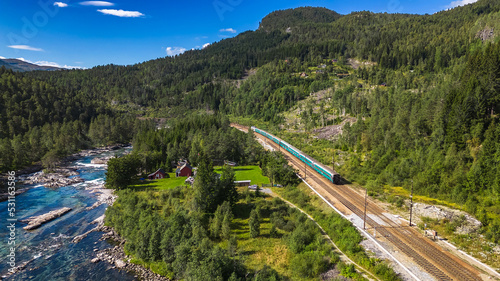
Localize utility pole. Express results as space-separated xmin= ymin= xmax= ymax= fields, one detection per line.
xmin=363 ymin=188 xmax=368 ymax=230
xmin=304 ymin=161 xmax=307 ymax=180
xmin=332 ymin=153 xmax=335 ymax=171
xmin=409 ymin=180 xmax=414 ymax=227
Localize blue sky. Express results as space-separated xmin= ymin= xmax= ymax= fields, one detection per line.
xmin=0 ymin=0 xmax=478 ymax=69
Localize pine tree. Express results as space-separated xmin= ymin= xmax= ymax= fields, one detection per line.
xmin=249 ymin=209 xmax=260 ymax=238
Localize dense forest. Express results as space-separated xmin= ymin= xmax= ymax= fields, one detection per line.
xmin=103 ymin=116 xmax=379 ymax=280
xmin=329 ymin=42 xmax=500 ymax=243
xmin=13 ymin=0 xmax=498 ymax=116
xmin=0 ymin=67 xmax=149 ymax=172
xmin=1 ymin=0 xmax=499 ymax=262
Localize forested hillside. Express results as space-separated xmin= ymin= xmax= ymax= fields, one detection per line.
xmin=19 ymin=0 xmax=500 ymax=114
xmin=1 ymin=0 xmax=500 ymax=246
xmin=0 ymin=67 xmax=149 ymax=172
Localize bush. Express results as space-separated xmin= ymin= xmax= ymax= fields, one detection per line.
xmin=291 ymin=251 xmax=329 ymax=278
xmin=254 ymin=265 xmax=282 ymax=281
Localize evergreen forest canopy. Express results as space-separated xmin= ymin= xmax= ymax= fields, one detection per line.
xmin=0 ymin=0 xmax=500 ymax=243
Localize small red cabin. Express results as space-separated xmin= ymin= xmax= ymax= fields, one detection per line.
xmin=148 ymin=168 xmax=166 ymax=180
xmin=176 ymin=163 xmax=193 ymax=177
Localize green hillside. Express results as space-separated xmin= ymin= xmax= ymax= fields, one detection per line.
xmin=1 ymin=0 xmax=500 ymax=261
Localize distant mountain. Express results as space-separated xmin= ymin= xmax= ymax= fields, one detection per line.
xmin=259 ymin=6 xmax=341 ymax=31
xmin=0 ymin=58 xmax=61 ymax=72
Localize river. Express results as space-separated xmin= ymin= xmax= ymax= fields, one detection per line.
xmin=0 ymin=148 xmax=136 ymax=281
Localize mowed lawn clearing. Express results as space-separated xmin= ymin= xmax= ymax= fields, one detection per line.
xmin=131 ymin=166 xmax=269 ymax=190
xmin=214 ymin=165 xmax=270 ymax=186
xmin=130 ymin=173 xmax=189 ymax=190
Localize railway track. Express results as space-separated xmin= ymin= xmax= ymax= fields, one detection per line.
xmin=236 ymin=124 xmax=483 ymax=281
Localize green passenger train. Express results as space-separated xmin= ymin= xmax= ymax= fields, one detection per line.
xmin=251 ymin=126 xmax=341 ymax=184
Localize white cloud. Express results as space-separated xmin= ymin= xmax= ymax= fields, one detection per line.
xmin=219 ymin=28 xmax=236 ymax=33
xmin=448 ymin=0 xmax=478 ymax=8
xmin=202 ymin=43 xmax=211 ymax=49
xmin=15 ymin=57 xmax=85 ymax=69
xmin=8 ymin=45 xmax=44 ymax=51
xmin=79 ymin=1 xmax=114 ymax=6
xmin=97 ymin=9 xmax=144 ymax=17
xmin=35 ymin=60 xmax=85 ymax=69
xmin=54 ymin=2 xmax=68 ymax=7
xmin=0 ymin=56 xmax=5 ymax=59
xmin=166 ymin=47 xmax=187 ymax=56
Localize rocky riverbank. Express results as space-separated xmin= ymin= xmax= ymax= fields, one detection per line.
xmin=93 ymin=244 xmax=168 ymax=281
xmin=68 ymin=178 xmax=168 ymax=280
xmin=0 ymin=144 xmax=130 ymax=202
xmin=73 ymin=215 xmax=168 ymax=281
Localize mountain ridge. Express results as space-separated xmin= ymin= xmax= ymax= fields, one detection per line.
xmin=0 ymin=58 xmax=61 ymax=72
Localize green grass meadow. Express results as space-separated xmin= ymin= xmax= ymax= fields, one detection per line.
xmin=131 ymin=166 xmax=270 ymax=190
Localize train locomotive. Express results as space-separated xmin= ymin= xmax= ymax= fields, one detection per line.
xmin=251 ymin=126 xmax=341 ymax=184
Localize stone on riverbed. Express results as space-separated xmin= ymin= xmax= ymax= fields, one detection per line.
xmin=91 ymin=156 xmax=112 ymax=164
xmin=22 ymin=207 xmax=72 ymax=230
xmin=22 ymin=168 xmax=84 ymax=188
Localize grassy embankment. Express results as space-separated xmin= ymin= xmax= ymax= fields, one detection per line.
xmin=273 ymin=183 xmax=400 ymax=281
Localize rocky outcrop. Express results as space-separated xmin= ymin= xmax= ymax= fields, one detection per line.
xmin=21 ymin=207 xmax=72 ymax=230
xmin=412 ymin=202 xmax=482 ymax=234
xmin=477 ymin=27 xmax=495 ymax=42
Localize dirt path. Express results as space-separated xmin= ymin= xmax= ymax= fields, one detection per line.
xmin=269 ymin=191 xmax=382 ymax=281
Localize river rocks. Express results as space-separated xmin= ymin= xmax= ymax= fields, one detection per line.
xmin=115 ymin=259 xmax=126 ymax=268
xmin=86 ymin=201 xmax=102 ymax=211
xmin=22 ymin=168 xmax=83 ymax=188
xmin=21 ymin=207 xmax=72 ymax=230
xmin=0 ymin=187 xmax=30 ymax=202
xmin=87 ymin=224 xmax=168 ymax=280
xmin=84 ymin=184 xmax=117 ymax=210
xmin=90 ymin=155 xmax=115 ymax=164
xmin=94 ymin=245 xmax=168 ymax=281
xmin=74 ymin=144 xmax=130 ymax=158
xmin=73 ymin=215 xmax=107 ymax=243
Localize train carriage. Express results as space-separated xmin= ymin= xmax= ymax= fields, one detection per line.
xmin=251 ymin=126 xmax=341 ymax=184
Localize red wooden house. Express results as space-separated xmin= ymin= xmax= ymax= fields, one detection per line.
xmin=176 ymin=163 xmax=193 ymax=177
xmin=148 ymin=168 xmax=166 ymax=180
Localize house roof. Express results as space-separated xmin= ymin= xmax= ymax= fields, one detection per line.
xmin=180 ymin=163 xmax=192 ymax=170
xmin=176 ymin=163 xmax=192 ymax=174
xmin=148 ymin=168 xmax=166 ymax=177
